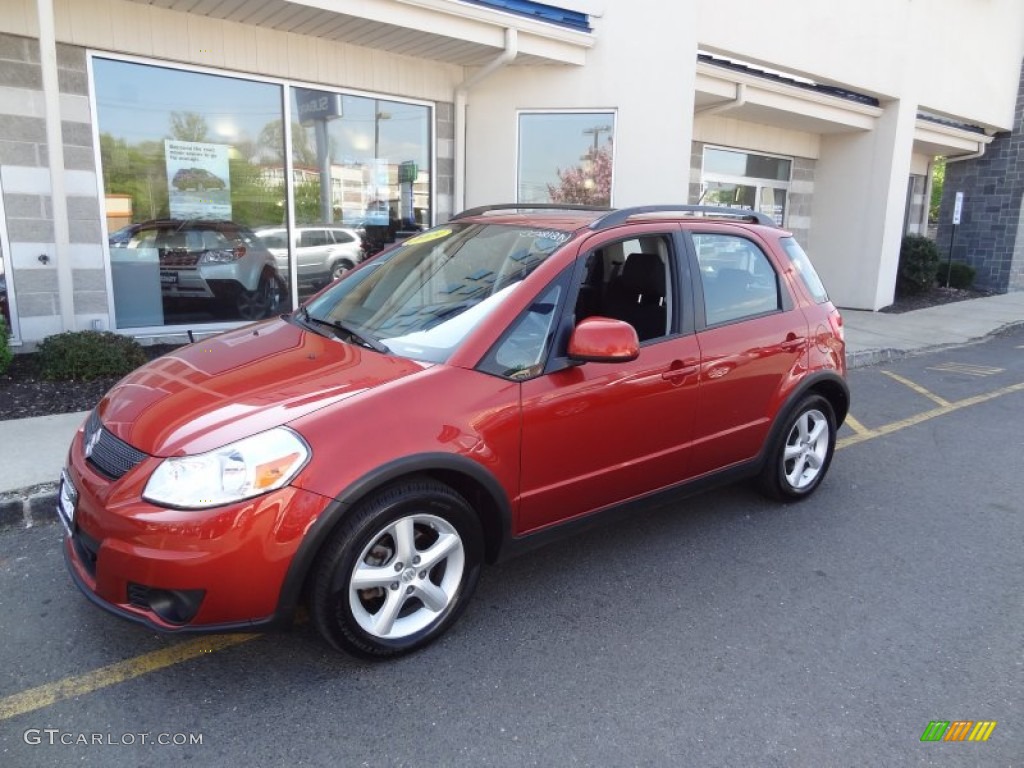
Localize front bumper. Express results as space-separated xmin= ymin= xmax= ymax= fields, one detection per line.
xmin=62 ymin=425 xmax=332 ymax=632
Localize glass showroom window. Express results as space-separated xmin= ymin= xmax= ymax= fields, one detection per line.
xmin=701 ymin=147 xmax=792 ymax=226
xmin=282 ymin=88 xmax=431 ymax=302
xmin=518 ymin=112 xmax=615 ymax=206
xmin=93 ymin=57 xmax=289 ymax=328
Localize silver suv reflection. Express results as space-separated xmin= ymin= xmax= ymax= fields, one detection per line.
xmin=256 ymin=226 xmax=364 ymax=288
xmin=109 ymin=219 xmax=286 ymax=321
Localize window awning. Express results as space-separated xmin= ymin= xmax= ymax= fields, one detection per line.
xmin=123 ymin=0 xmax=595 ymax=66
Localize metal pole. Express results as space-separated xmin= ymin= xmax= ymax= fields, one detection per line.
xmin=945 ymin=223 xmax=956 ymax=288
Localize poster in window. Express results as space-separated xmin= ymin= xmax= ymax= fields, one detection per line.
xmin=165 ymin=140 xmax=232 ymax=221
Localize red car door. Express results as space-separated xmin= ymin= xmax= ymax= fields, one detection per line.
xmin=516 ymin=225 xmax=701 ymax=534
xmin=687 ymin=228 xmax=810 ymax=477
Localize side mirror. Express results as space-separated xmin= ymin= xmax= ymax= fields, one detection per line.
xmin=568 ymin=317 xmax=640 ymax=363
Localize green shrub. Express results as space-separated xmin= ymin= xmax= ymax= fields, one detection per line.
xmin=0 ymin=316 xmax=12 ymax=376
xmin=36 ymin=330 xmax=148 ymax=381
xmin=897 ymin=235 xmax=941 ymax=296
xmin=938 ymin=260 xmax=976 ymax=290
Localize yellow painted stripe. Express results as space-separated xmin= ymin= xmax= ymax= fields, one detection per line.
xmin=880 ymin=370 xmax=951 ymax=407
xmin=842 ymin=414 xmax=873 ymax=436
xmin=0 ymin=634 xmax=257 ymax=721
xmin=839 ymin=381 xmax=1024 ymax=450
xmin=4 ymin=382 xmax=1024 ymax=720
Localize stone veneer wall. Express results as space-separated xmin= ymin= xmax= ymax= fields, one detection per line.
xmin=937 ymin=60 xmax=1024 ymax=293
xmin=689 ymin=141 xmax=815 ymax=249
xmin=0 ymin=33 xmax=105 ymax=343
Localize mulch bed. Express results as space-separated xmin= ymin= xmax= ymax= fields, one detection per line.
xmin=880 ymin=286 xmax=994 ymax=314
xmin=0 ymin=345 xmax=181 ymax=422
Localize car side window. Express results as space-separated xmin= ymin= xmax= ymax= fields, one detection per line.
xmin=694 ymin=234 xmax=781 ymax=326
xmin=301 ymin=229 xmax=330 ymax=248
xmin=573 ymin=235 xmax=674 ymax=343
xmin=479 ymin=283 xmax=563 ymax=380
xmin=332 ymin=230 xmax=354 ymax=244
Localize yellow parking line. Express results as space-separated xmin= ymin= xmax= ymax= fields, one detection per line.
xmin=0 ymin=634 xmax=257 ymax=721
xmin=879 ymin=370 xmax=951 ymax=407
xmin=842 ymin=414 xmax=873 ymax=436
xmin=4 ymin=381 xmax=1024 ymax=719
xmin=839 ymin=380 xmax=1024 ymax=450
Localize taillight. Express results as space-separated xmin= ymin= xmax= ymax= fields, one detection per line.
xmin=828 ymin=309 xmax=844 ymax=343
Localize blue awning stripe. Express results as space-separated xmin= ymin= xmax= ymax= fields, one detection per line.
xmin=461 ymin=0 xmax=591 ymax=31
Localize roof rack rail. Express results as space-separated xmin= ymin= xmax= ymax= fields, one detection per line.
xmin=589 ymin=205 xmax=776 ymax=230
xmin=451 ymin=203 xmax=613 ymax=220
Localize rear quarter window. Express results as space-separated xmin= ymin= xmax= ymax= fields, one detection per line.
xmin=781 ymin=237 xmax=829 ymax=304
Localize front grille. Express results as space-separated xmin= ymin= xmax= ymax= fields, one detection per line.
xmin=84 ymin=410 xmax=149 ymax=480
xmin=159 ymin=249 xmax=200 ymax=267
xmin=127 ymin=582 xmax=151 ymax=609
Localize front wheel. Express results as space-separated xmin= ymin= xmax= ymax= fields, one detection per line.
xmin=310 ymin=479 xmax=483 ymax=659
xmin=329 ymin=258 xmax=355 ymax=282
xmin=236 ymin=271 xmax=284 ymax=321
xmin=758 ymin=394 xmax=836 ymax=501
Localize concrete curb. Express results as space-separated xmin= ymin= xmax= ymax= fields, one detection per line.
xmin=845 ymin=319 xmax=1024 ymax=369
xmin=0 ymin=482 xmax=59 ymax=530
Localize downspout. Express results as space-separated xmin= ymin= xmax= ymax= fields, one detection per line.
xmin=694 ymin=82 xmax=746 ymax=116
xmin=943 ymin=140 xmax=988 ymax=165
xmin=454 ymin=28 xmax=518 ymax=216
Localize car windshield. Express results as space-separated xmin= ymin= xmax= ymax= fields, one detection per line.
xmin=302 ymin=223 xmax=571 ymax=363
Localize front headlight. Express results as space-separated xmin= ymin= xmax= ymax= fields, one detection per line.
xmin=143 ymin=427 xmax=310 ymax=509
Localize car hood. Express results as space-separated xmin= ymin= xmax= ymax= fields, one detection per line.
xmin=96 ymin=318 xmax=430 ymax=457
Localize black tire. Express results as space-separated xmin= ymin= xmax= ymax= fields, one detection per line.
xmin=236 ymin=271 xmax=284 ymax=321
xmin=310 ymin=478 xmax=483 ymax=659
xmin=758 ymin=394 xmax=837 ymax=501
xmin=329 ymin=259 xmax=355 ymax=282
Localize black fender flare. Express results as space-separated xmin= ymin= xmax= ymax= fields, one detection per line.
xmin=274 ymin=453 xmax=514 ymax=622
xmin=757 ymin=370 xmax=850 ymax=470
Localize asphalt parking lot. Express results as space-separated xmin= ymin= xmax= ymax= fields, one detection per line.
xmin=2 ymin=327 xmax=1022 ymax=767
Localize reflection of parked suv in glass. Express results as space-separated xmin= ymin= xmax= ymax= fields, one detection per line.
xmin=66 ymin=204 xmax=847 ymax=660
xmin=255 ymin=225 xmax=364 ymax=287
xmin=171 ymin=168 xmax=226 ymax=191
xmin=110 ymin=219 xmax=285 ymax=320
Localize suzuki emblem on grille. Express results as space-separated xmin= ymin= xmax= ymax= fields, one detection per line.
xmin=84 ymin=428 xmax=102 ymax=459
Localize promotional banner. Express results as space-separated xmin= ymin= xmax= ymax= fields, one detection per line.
xmin=165 ymin=140 xmax=232 ymax=220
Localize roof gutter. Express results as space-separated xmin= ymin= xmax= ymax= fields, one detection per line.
xmin=695 ymin=82 xmax=747 ymax=116
xmin=454 ymin=28 xmax=519 ymax=215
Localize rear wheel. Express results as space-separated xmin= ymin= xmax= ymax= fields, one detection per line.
xmin=758 ymin=394 xmax=836 ymax=501
xmin=310 ymin=479 xmax=483 ymax=659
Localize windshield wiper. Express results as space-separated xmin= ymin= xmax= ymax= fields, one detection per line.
xmin=298 ymin=307 xmax=389 ymax=353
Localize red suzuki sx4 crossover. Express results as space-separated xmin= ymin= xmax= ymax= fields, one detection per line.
xmin=60 ymin=205 xmax=848 ymax=659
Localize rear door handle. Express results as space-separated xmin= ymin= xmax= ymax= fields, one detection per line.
xmin=780 ymin=335 xmax=806 ymax=351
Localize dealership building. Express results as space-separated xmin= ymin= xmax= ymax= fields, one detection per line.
xmin=1 ymin=0 xmax=1023 ymax=346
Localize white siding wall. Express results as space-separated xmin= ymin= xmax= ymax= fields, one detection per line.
xmin=463 ymin=4 xmax=698 ymax=208
xmin=697 ymin=0 xmax=1024 ymax=132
